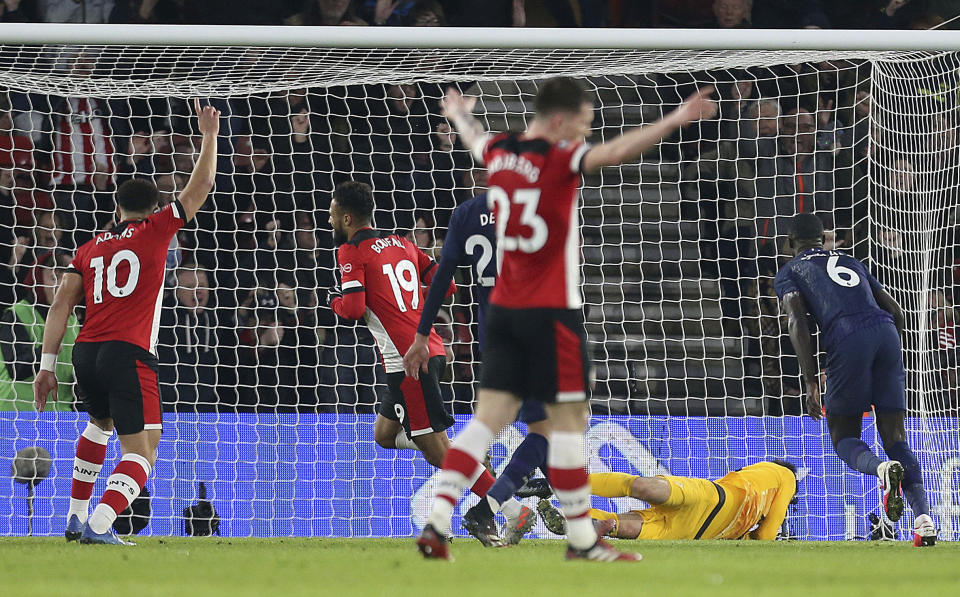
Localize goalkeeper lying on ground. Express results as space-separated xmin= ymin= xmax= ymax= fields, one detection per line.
xmin=533 ymin=460 xmax=798 ymax=540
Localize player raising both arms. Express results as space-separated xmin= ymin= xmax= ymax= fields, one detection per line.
xmin=533 ymin=461 xmax=798 ymax=541
xmin=417 ymin=77 xmax=716 ymax=561
xmin=776 ymin=213 xmax=936 ymax=547
xmin=34 ymin=99 xmax=220 ymax=545
xmin=327 ymin=181 xmax=501 ymax=504
xmin=403 ymin=172 xmax=546 ymax=547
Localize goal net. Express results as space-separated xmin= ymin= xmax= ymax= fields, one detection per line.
xmin=0 ymin=27 xmax=957 ymax=541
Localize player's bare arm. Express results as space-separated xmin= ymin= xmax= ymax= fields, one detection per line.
xmin=872 ymin=285 xmax=905 ymax=337
xmin=580 ymin=87 xmax=717 ymax=174
xmin=441 ymin=88 xmax=490 ymax=162
xmin=33 ymin=271 xmax=84 ymax=411
xmin=781 ymin=291 xmax=822 ymax=420
xmin=177 ymin=98 xmax=221 ymax=221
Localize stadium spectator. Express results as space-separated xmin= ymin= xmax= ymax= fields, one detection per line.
xmin=115 ymin=127 xmax=158 ymax=185
xmin=406 ymin=0 xmax=445 ymax=25
xmin=765 ymin=108 xmax=836 ymax=245
xmin=0 ymin=94 xmax=33 ymax=170
xmin=413 ymin=120 xmax=472 ymax=223
xmin=18 ymin=209 xmax=65 ymax=282
xmin=928 ymin=289 xmax=959 ymax=411
xmin=0 ymin=166 xmax=26 ymax=309
xmin=447 ymin=0 xmax=525 ymax=26
xmin=710 ymin=0 xmax=752 ymax=28
xmin=38 ymin=0 xmax=113 ymax=22
xmin=108 ymin=0 xmax=189 ymax=23
xmin=851 ymin=88 xmax=871 ymax=161
xmin=752 ymin=0 xmax=830 ymax=28
xmin=276 ymin=276 xmax=329 ymax=411
xmin=363 ymin=0 xmax=413 ymax=25
xmin=157 ymin=267 xmax=239 ymax=411
xmin=285 ymin=0 xmax=360 ymax=25
xmin=0 ymin=0 xmax=33 ymax=21
xmin=689 ymin=98 xmax=779 ymax=334
xmin=0 ymin=249 xmax=78 ymax=410
xmin=279 ymin=211 xmax=337 ymax=323
xmin=48 ymin=55 xmax=118 ymax=245
xmin=867 ymin=0 xmax=922 ymax=29
xmin=236 ymin=290 xmax=303 ymax=411
xmin=408 ymin=212 xmax=441 ymax=260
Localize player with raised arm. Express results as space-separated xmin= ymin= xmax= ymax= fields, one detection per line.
xmin=34 ymin=99 xmax=220 ymax=545
xmin=416 ymin=77 xmax=716 ymax=561
xmin=403 ymin=174 xmax=545 ymax=547
xmin=533 ymin=460 xmax=798 ymax=541
xmin=326 ymin=181 xmax=500 ymax=507
xmin=776 ymin=213 xmax=936 ymax=547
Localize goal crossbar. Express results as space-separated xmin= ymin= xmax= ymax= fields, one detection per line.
xmin=0 ymin=24 xmax=958 ymax=51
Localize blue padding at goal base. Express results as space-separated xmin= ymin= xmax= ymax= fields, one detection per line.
xmin=1 ymin=413 xmax=957 ymax=541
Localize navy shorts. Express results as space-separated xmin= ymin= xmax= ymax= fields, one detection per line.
xmin=476 ymin=347 xmax=548 ymax=424
xmin=824 ymin=323 xmax=906 ymax=416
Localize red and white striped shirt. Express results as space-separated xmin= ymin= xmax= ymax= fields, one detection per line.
xmin=51 ymin=97 xmax=115 ymax=187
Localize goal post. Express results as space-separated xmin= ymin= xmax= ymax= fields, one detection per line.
xmin=0 ymin=24 xmax=957 ymax=540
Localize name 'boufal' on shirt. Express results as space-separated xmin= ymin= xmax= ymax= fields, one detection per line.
xmin=369 ymin=236 xmax=405 ymax=254
xmin=486 ymin=153 xmax=541 ymax=183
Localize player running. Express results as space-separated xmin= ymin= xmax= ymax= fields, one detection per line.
xmin=403 ymin=176 xmax=545 ymax=547
xmin=326 ymin=180 xmax=500 ymax=502
xmin=533 ymin=461 xmax=798 ymax=541
xmin=417 ymin=77 xmax=716 ymax=561
xmin=776 ymin=213 xmax=936 ymax=547
xmin=34 ymin=99 xmax=220 ymax=545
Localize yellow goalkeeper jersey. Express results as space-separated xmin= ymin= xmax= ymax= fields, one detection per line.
xmin=632 ymin=462 xmax=796 ymax=541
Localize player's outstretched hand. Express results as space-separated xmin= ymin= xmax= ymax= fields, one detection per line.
xmin=675 ymin=86 xmax=718 ymax=126
xmin=441 ymin=88 xmax=476 ymax=121
xmin=321 ymin=287 xmax=342 ymax=310
xmin=403 ymin=333 xmax=431 ymax=380
xmin=33 ymin=370 xmax=58 ymax=412
xmin=194 ymin=98 xmax=221 ymax=136
xmin=804 ymin=379 xmax=823 ymax=421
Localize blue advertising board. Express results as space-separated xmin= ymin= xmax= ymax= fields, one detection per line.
xmin=1 ymin=413 xmax=957 ymax=541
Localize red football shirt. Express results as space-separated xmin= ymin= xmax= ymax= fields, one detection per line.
xmin=481 ymin=132 xmax=589 ymax=310
xmin=331 ymin=229 xmax=452 ymax=374
xmin=69 ymin=201 xmax=188 ymax=354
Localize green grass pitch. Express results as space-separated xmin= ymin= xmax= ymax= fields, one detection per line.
xmin=1 ymin=537 xmax=955 ymax=597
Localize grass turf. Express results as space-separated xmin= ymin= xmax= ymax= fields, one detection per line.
xmin=0 ymin=537 xmax=954 ymax=597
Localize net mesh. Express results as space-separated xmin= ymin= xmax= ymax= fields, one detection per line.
xmin=0 ymin=42 xmax=956 ymax=540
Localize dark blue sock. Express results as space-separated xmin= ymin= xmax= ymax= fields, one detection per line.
xmin=884 ymin=441 xmax=930 ymax=516
xmin=835 ymin=437 xmax=884 ymax=476
xmin=486 ymin=433 xmax=548 ymax=507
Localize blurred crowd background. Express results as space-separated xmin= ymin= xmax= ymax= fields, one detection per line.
xmin=0 ymin=0 xmax=958 ymax=417
xmin=0 ymin=0 xmax=958 ymax=30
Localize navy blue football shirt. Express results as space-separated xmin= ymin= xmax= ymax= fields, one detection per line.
xmin=417 ymin=193 xmax=497 ymax=348
xmin=774 ymin=247 xmax=894 ymax=349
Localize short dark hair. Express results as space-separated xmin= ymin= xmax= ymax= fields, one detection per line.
xmin=534 ymin=77 xmax=591 ymax=116
xmin=771 ymin=459 xmax=798 ymax=476
xmin=789 ymin=213 xmax=824 ymax=242
xmin=116 ymin=178 xmax=159 ymax=214
xmin=771 ymin=459 xmax=800 ymax=502
xmin=333 ymin=181 xmax=375 ymax=222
